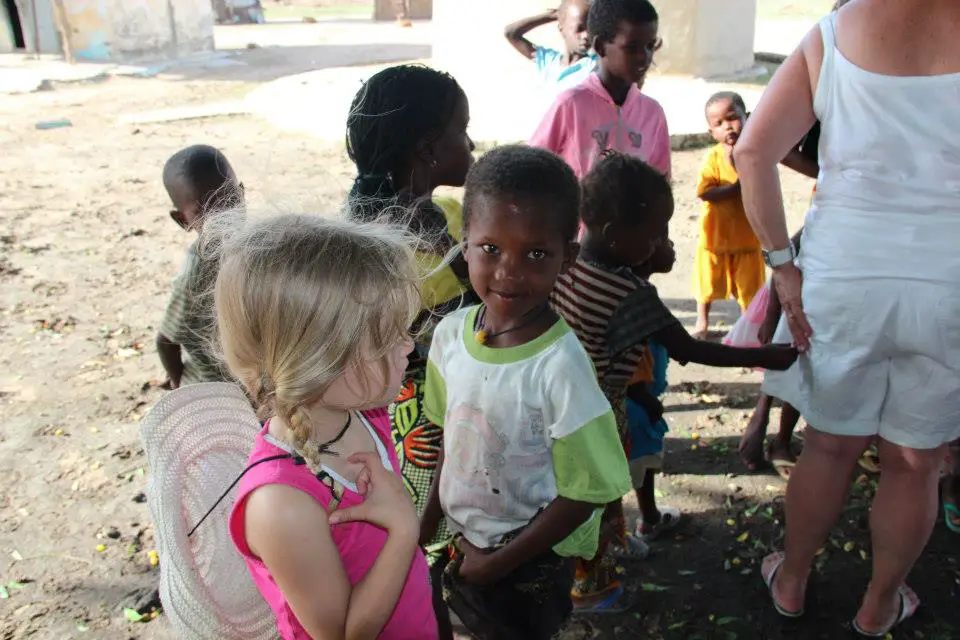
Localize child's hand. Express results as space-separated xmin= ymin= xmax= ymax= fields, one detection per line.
xmin=758 ymin=315 xmax=778 ymax=346
xmin=328 ymin=452 xmax=418 ymax=535
xmin=457 ymin=538 xmax=505 ymax=585
xmin=759 ymin=344 xmax=799 ymax=371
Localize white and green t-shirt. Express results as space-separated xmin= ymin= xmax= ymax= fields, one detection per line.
xmin=423 ymin=306 xmax=632 ymax=560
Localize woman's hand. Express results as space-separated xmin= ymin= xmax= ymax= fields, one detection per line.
xmin=772 ymin=263 xmax=812 ymax=352
xmin=328 ymin=452 xmax=418 ymax=534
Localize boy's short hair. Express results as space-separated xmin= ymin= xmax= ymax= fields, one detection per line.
xmin=581 ymin=151 xmax=672 ymax=228
xmin=162 ymin=145 xmax=237 ymax=213
xmin=705 ymin=91 xmax=747 ymax=115
xmin=463 ymin=145 xmax=581 ymax=243
xmin=587 ymin=0 xmax=658 ymax=44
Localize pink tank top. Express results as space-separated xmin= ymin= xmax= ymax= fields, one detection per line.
xmin=228 ymin=408 xmax=437 ymax=639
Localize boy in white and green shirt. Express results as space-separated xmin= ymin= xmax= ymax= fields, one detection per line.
xmin=418 ymin=145 xmax=631 ymax=639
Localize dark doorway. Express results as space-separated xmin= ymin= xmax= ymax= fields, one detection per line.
xmin=3 ymin=0 xmax=26 ymax=49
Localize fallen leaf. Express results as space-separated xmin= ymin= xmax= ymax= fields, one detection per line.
xmin=76 ymin=623 xmax=89 ymax=632
xmin=641 ymin=583 xmax=669 ymax=592
xmin=677 ymin=570 xmax=696 ymax=576
xmin=716 ymin=616 xmax=740 ymax=625
xmin=0 ymin=586 xmax=7 ymax=599
xmin=654 ymin=489 xmax=666 ymax=498
xmin=148 ymin=550 xmax=159 ymax=567
xmin=10 ymin=550 xmax=22 ymax=561
xmin=7 ymin=581 xmax=25 ymax=590
xmin=726 ymin=518 xmax=736 ymax=526
xmin=124 ymin=608 xmax=144 ymax=623
xmin=736 ymin=532 xmax=750 ymax=543
xmin=723 ymin=559 xmax=732 ymax=571
xmin=731 ymin=558 xmax=742 ymax=566
xmin=859 ymin=550 xmax=869 ymax=561
xmin=843 ymin=541 xmax=855 ymax=553
xmin=668 ymin=622 xmax=686 ymax=630
xmin=743 ymin=504 xmax=760 ymax=518
xmin=96 ymin=544 xmax=106 ymax=553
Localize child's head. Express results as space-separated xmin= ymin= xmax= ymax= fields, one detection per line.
xmin=163 ymin=145 xmax=243 ymax=232
xmin=346 ymin=64 xmax=475 ymax=220
xmin=462 ymin=145 xmax=580 ymax=320
xmin=705 ymin=91 xmax=747 ymax=147
xmin=558 ymin=0 xmax=591 ymax=58
xmin=589 ymin=0 xmax=661 ymax=87
xmin=833 ymin=0 xmax=851 ymax=10
xmin=213 ymin=214 xmax=419 ymax=458
xmin=581 ymin=152 xmax=673 ymax=267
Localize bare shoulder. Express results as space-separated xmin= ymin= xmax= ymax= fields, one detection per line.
xmin=244 ymin=483 xmax=330 ymax=558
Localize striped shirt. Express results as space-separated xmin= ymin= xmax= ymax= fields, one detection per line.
xmin=552 ymin=259 xmax=680 ymax=391
xmin=551 ymin=260 xmax=644 ymax=388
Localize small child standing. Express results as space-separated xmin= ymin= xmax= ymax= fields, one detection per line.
xmin=157 ymin=144 xmax=243 ymax=389
xmin=529 ymin=0 xmax=669 ymax=180
xmin=504 ymin=0 xmax=596 ymax=92
xmin=420 ymin=145 xmax=632 ymax=639
xmin=553 ymin=153 xmax=798 ymax=610
xmin=223 ymin=215 xmax=438 ymax=639
xmin=694 ymin=91 xmax=765 ymax=338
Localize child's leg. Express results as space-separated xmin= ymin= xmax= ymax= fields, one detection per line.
xmin=768 ymin=401 xmax=801 ymax=462
xmin=637 ymin=468 xmax=658 ymax=523
xmin=731 ymin=250 xmax=767 ymax=315
xmin=693 ymin=248 xmax=726 ymax=338
xmin=739 ymin=393 xmax=772 ymax=471
xmin=636 ymin=469 xmax=681 ymax=539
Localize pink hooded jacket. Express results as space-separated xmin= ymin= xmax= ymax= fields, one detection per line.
xmin=529 ymin=72 xmax=672 ymax=180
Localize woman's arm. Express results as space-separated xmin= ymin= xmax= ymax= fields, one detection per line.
xmin=246 ymin=484 xmax=419 ymax=640
xmin=504 ymin=10 xmax=557 ymax=59
xmin=734 ymin=29 xmax=822 ymax=350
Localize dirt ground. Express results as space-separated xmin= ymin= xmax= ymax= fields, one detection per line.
xmin=1 ymin=70 xmax=958 ymax=640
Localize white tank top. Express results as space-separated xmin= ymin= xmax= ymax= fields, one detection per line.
xmin=800 ymin=12 xmax=960 ymax=285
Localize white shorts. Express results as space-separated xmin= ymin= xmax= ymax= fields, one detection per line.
xmin=763 ymin=278 xmax=960 ymax=450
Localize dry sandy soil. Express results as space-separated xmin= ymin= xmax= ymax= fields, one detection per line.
xmin=0 ymin=64 xmax=957 ymax=640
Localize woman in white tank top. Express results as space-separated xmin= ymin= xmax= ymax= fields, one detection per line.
xmin=734 ymin=0 xmax=960 ymax=635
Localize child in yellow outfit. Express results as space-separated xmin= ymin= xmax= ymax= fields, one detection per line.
xmin=693 ymin=91 xmax=765 ymax=338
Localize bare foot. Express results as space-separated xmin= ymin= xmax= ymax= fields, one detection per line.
xmin=738 ymin=411 xmax=768 ymax=472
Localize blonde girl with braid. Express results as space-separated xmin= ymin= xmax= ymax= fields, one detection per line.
xmin=222 ymin=214 xmax=439 ymax=639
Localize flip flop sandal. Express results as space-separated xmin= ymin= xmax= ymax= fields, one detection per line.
xmin=613 ymin=534 xmax=650 ymax=560
xmin=762 ymin=552 xmax=804 ymax=618
xmin=943 ymin=503 xmax=960 ymax=534
xmin=770 ymin=458 xmax=796 ymax=481
xmin=851 ymin=584 xmax=919 ymax=637
xmin=572 ymin=584 xmax=631 ymax=615
xmin=858 ymin=446 xmax=881 ymax=474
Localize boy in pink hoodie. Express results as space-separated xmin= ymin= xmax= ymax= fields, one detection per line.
xmin=529 ymin=0 xmax=670 ymax=181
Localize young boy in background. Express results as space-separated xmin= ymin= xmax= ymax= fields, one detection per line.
xmin=504 ymin=0 xmax=596 ymax=92
xmin=529 ymin=0 xmax=669 ymax=180
xmin=157 ymin=144 xmax=243 ymax=389
xmin=693 ymin=92 xmax=765 ymax=338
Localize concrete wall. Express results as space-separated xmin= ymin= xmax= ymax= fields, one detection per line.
xmin=64 ymin=0 xmax=213 ymax=62
xmin=373 ymin=0 xmax=431 ymax=21
xmin=652 ymin=0 xmax=756 ymax=77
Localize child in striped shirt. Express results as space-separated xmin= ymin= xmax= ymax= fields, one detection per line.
xmin=552 ymin=152 xmax=798 ymax=612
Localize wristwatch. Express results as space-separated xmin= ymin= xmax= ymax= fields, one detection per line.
xmin=762 ymin=243 xmax=797 ymax=269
